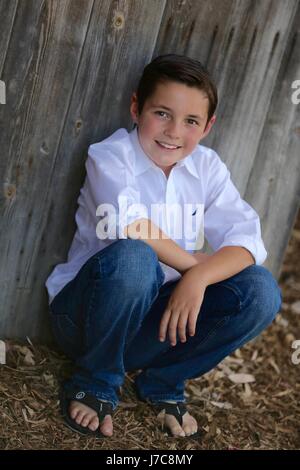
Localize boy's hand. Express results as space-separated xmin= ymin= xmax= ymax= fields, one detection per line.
xmin=159 ymin=267 xmax=208 ymax=346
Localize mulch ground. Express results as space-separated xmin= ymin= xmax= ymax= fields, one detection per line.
xmin=1 ymin=211 xmax=300 ymax=450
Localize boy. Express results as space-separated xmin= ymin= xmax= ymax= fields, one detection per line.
xmin=46 ymin=54 xmax=282 ymax=438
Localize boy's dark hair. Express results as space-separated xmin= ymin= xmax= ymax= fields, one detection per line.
xmin=135 ymin=54 xmax=218 ymax=126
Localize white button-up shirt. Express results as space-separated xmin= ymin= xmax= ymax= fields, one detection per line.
xmin=46 ymin=126 xmax=267 ymax=305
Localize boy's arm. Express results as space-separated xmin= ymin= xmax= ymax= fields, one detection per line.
xmin=125 ymin=218 xmax=254 ymax=347
xmin=192 ymin=245 xmax=255 ymax=286
xmin=124 ymin=218 xmax=208 ymax=274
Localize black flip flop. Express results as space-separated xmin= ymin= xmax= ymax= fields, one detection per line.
xmin=133 ymin=380 xmax=202 ymax=439
xmin=154 ymin=402 xmax=202 ymax=439
xmin=59 ymin=388 xmax=114 ymax=438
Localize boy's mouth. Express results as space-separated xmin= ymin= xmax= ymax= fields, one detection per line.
xmin=155 ymin=140 xmax=182 ymax=151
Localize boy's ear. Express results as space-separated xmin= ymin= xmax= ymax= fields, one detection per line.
xmin=202 ymin=115 xmax=216 ymax=139
xmin=130 ymin=92 xmax=139 ymax=124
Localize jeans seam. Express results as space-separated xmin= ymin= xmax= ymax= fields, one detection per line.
xmin=197 ymin=317 xmax=230 ymax=348
xmin=171 ymin=316 xmax=230 ymax=364
xmin=85 ymin=277 xmax=98 ymax=347
xmin=220 ymin=284 xmax=243 ymax=311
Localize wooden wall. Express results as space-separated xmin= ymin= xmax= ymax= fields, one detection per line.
xmin=0 ymin=0 xmax=299 ymax=340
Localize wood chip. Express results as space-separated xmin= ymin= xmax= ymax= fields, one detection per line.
xmin=228 ymin=373 xmax=255 ymax=384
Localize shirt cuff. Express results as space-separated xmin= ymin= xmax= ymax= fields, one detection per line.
xmin=217 ymin=235 xmax=267 ymax=265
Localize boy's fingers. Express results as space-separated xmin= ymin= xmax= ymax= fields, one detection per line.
xmin=159 ymin=309 xmax=172 ymax=341
xmin=188 ymin=310 xmax=199 ymax=336
xmin=178 ymin=312 xmax=189 ymax=342
xmin=168 ymin=310 xmax=181 ymax=345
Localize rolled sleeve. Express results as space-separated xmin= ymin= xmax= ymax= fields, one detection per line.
xmin=204 ymin=153 xmax=267 ymax=265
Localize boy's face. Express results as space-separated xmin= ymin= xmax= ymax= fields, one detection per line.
xmin=130 ymin=80 xmax=216 ymax=175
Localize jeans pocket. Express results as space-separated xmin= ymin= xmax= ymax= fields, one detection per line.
xmin=50 ymin=312 xmax=83 ymax=359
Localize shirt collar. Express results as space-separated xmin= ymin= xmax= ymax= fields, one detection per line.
xmin=129 ymin=126 xmax=200 ymax=179
xmin=129 ymin=126 xmax=158 ymax=175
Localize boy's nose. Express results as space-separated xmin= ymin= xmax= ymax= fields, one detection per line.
xmin=164 ymin=122 xmax=182 ymax=142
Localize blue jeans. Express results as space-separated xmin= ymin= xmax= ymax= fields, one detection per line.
xmin=49 ymin=239 xmax=282 ymax=410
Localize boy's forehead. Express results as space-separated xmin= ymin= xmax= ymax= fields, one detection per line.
xmin=147 ymin=81 xmax=209 ymax=117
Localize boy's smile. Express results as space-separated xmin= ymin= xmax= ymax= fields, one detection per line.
xmin=130 ymin=81 xmax=215 ymax=176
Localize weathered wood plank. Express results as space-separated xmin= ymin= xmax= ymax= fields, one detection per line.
xmin=0 ymin=0 xmax=167 ymax=340
xmin=205 ymin=0 xmax=299 ymax=194
xmin=245 ymin=3 xmax=300 ymax=278
xmin=154 ymin=0 xmax=299 ymax=195
xmin=0 ymin=0 xmax=18 ymax=73
xmin=0 ymin=0 xmax=94 ymax=339
xmin=153 ymin=0 xmax=236 ymax=63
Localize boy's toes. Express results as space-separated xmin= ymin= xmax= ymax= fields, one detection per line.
xmin=81 ymin=413 xmax=94 ymax=427
xmin=183 ymin=425 xmax=197 ymax=436
xmin=100 ymin=415 xmax=113 ymax=436
xmin=182 ymin=414 xmax=198 ymax=436
xmin=68 ymin=400 xmax=113 ymax=435
xmin=75 ymin=410 xmax=85 ymax=424
xmin=88 ymin=415 xmax=100 ymax=431
xmin=70 ymin=408 xmax=79 ymax=420
xmin=164 ymin=415 xmax=185 ymax=437
xmin=171 ymin=427 xmax=185 ymax=437
xmin=162 ymin=411 xmax=198 ymax=437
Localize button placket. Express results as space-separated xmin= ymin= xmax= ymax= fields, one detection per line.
xmin=165 ymin=173 xmax=181 ymax=242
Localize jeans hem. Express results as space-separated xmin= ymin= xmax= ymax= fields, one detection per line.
xmin=94 ymin=392 xmax=118 ymax=411
xmin=63 ymin=383 xmax=118 ymax=410
xmin=138 ymin=393 xmax=186 ymax=404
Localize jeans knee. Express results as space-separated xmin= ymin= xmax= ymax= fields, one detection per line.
xmin=93 ymin=239 xmax=162 ymax=289
xmin=241 ymin=265 xmax=282 ymax=330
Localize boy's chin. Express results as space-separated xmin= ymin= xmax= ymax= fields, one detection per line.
xmin=155 ymin=161 xmax=178 ymax=171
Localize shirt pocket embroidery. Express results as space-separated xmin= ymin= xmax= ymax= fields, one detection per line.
xmin=184 ymin=203 xmax=204 ymax=251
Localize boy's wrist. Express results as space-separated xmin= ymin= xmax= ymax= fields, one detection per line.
xmin=187 ymin=263 xmax=211 ymax=286
xmin=177 ymin=253 xmax=198 ymax=275
xmin=192 ymin=252 xmax=211 ymax=264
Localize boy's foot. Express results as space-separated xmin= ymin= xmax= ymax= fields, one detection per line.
xmin=69 ymin=400 xmax=113 ymax=436
xmin=70 ymin=401 xmax=197 ymax=437
xmin=156 ymin=401 xmax=198 ymax=437
xmin=163 ymin=409 xmax=198 ymax=437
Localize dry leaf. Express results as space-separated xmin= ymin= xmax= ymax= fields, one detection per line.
xmin=217 ymin=362 xmax=234 ymax=376
xmin=118 ymin=401 xmax=137 ymax=408
xmin=284 ymin=333 xmax=296 ymax=346
xmin=210 ymin=400 xmax=233 ymax=409
xmin=244 ymin=383 xmax=252 ymax=397
xmin=268 ymin=358 xmax=280 ymax=374
xmin=225 ymin=357 xmax=244 ymax=365
xmin=275 ymin=314 xmax=289 ymax=328
xmin=24 ymin=350 xmax=35 ymax=366
xmin=24 ymin=405 xmax=35 ymax=418
xmin=228 ymin=373 xmax=255 ymax=384
xmin=234 ymin=349 xmax=243 ymax=358
xmin=280 ymin=302 xmax=289 ymax=311
xmin=43 ymin=372 xmax=55 ymax=387
xmin=187 ymin=384 xmax=203 ymax=397
xmin=273 ymin=389 xmax=293 ymax=397
xmin=291 ymin=300 xmax=300 ymax=315
xmin=14 ymin=345 xmax=35 ymax=365
xmin=251 ymin=350 xmax=258 ymax=361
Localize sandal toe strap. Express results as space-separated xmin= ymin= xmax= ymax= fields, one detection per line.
xmin=64 ymin=389 xmax=114 ymax=421
xmin=154 ymin=402 xmax=187 ymax=426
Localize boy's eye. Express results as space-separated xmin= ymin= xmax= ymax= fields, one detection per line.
xmin=155 ymin=111 xmax=169 ymax=118
xmin=187 ymin=119 xmax=199 ymax=126
xmin=155 ymin=111 xmax=199 ymax=126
